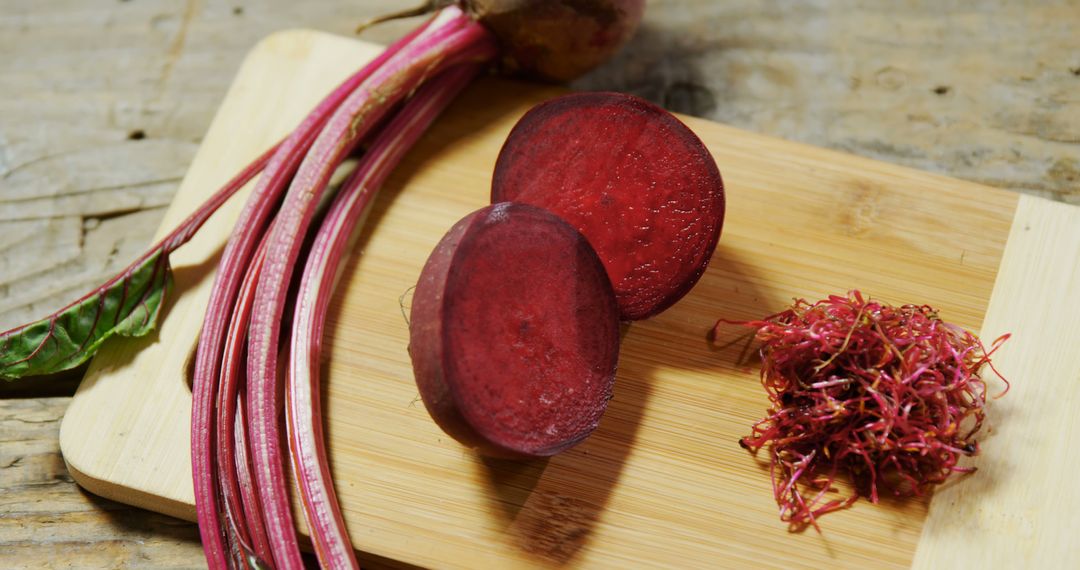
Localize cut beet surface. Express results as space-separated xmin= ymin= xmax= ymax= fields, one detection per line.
xmin=409 ymin=202 xmax=620 ymax=458
xmin=492 ymin=92 xmax=725 ymax=320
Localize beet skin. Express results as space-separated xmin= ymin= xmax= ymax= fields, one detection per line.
xmin=409 ymin=203 xmax=620 ymax=458
xmin=492 ymin=92 xmax=726 ymax=320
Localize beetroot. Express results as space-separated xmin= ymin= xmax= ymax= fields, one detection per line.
xmin=492 ymin=92 xmax=726 ymax=320
xmin=464 ymin=0 xmax=645 ymax=82
xmin=409 ymin=203 xmax=620 ymax=458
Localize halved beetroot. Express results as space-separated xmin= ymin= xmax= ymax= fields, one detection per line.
xmin=492 ymin=92 xmax=725 ymax=320
xmin=409 ymin=203 xmax=620 ymax=458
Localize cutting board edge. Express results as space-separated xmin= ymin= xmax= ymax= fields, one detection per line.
xmin=911 ymin=192 xmax=1080 ymax=568
xmin=62 ymin=448 xmax=198 ymax=523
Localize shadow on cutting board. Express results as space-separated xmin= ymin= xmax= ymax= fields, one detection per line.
xmin=469 ymin=245 xmax=777 ymax=565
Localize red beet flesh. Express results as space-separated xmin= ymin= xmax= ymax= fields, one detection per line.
xmin=492 ymin=92 xmax=726 ymax=320
xmin=409 ymin=203 xmax=620 ymax=457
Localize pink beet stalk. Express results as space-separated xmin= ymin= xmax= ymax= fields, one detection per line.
xmin=190 ymin=18 xmax=440 ymax=567
xmin=161 ymin=144 xmax=278 ymax=253
xmin=216 ymin=236 xmax=271 ymax=566
xmin=286 ymin=63 xmax=482 ymax=569
xmin=233 ymin=392 xmax=270 ymax=568
xmin=191 ymin=89 xmax=337 ymax=570
xmin=244 ymin=9 xmax=497 ymax=567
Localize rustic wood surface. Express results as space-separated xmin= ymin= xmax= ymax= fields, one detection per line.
xmin=1 ymin=0 xmax=1077 ymax=567
xmin=0 ymin=397 xmax=205 ymax=568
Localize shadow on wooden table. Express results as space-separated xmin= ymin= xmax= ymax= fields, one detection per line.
xmin=81 ymin=487 xmax=202 ymax=542
xmin=0 ymin=364 xmax=86 ymax=398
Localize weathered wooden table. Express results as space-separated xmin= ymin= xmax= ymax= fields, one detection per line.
xmin=1 ymin=1 xmax=1077 ymax=567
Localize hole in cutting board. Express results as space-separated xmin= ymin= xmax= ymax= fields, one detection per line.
xmin=183 ymin=340 xmax=197 ymax=394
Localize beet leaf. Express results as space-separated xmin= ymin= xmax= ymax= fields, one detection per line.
xmin=0 ymin=250 xmax=170 ymax=379
xmin=0 ymin=144 xmax=276 ymax=380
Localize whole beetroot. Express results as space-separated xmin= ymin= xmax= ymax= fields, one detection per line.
xmin=464 ymin=0 xmax=646 ymax=82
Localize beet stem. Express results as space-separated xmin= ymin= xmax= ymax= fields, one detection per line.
xmin=243 ymin=8 xmax=496 ymax=568
xmin=190 ymin=17 xmax=441 ymax=567
xmin=234 ymin=391 xmax=272 ymax=567
xmin=287 ymin=63 xmax=481 ymax=569
xmin=216 ymin=235 xmax=272 ymax=565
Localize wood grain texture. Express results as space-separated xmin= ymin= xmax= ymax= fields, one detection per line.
xmin=911 ymin=194 xmax=1080 ymax=568
xmin=0 ymin=397 xmax=205 ymax=570
xmin=59 ymin=31 xmax=1029 ymax=569
xmin=580 ymin=0 xmax=1080 ymax=203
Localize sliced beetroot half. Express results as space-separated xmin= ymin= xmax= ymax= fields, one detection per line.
xmin=492 ymin=92 xmax=725 ymax=320
xmin=409 ymin=202 xmax=619 ymax=458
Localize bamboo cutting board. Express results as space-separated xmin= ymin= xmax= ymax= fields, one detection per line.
xmin=59 ymin=31 xmax=1080 ymax=569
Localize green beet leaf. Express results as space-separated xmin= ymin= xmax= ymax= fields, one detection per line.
xmin=0 ymin=250 xmax=171 ymax=380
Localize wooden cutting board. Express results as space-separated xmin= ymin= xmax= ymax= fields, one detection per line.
xmin=58 ymin=30 xmax=1080 ymax=569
